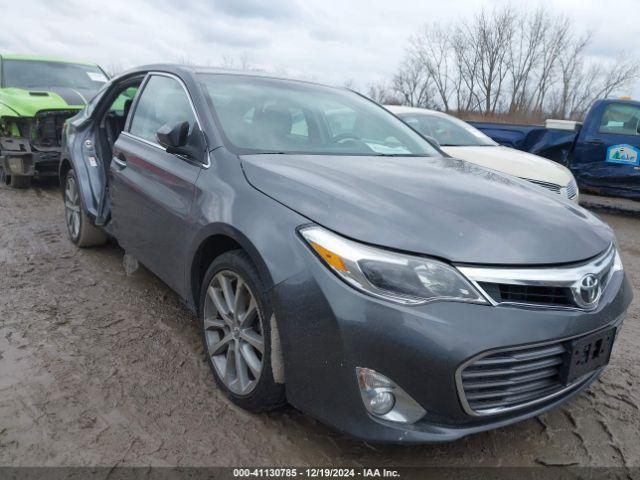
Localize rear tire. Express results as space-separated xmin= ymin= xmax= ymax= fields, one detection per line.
xmin=199 ymin=250 xmax=286 ymax=412
xmin=63 ymin=169 xmax=108 ymax=247
xmin=9 ymin=174 xmax=31 ymax=189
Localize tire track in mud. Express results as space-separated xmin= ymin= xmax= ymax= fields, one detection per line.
xmin=0 ymin=182 xmax=639 ymax=467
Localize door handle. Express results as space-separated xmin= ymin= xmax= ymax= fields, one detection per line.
xmin=587 ymin=138 xmax=604 ymax=145
xmin=112 ymin=154 xmax=127 ymax=169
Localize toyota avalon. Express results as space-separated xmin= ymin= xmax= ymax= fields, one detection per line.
xmin=59 ymin=65 xmax=632 ymax=443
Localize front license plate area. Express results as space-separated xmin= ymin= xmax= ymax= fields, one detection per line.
xmin=562 ymin=328 xmax=616 ymax=384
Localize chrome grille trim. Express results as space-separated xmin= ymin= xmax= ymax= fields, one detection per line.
xmin=566 ymin=179 xmax=578 ymax=199
xmin=523 ymin=178 xmax=561 ymax=194
xmin=521 ymin=177 xmax=578 ymax=200
xmin=457 ymin=243 xmax=620 ymax=311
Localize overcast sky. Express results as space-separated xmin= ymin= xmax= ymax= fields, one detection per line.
xmin=1 ymin=0 xmax=638 ymax=95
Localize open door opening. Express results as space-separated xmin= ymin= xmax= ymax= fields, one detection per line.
xmin=91 ymin=78 xmax=144 ymax=225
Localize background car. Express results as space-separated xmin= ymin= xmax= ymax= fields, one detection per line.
xmin=0 ymin=54 xmax=108 ymax=188
xmin=386 ymin=105 xmax=580 ymax=203
xmin=469 ymin=99 xmax=640 ymax=200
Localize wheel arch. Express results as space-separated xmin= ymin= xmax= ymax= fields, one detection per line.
xmin=58 ymin=157 xmax=72 ymax=186
xmin=188 ymin=223 xmax=275 ymax=310
xmin=58 ymin=154 xmax=101 ymax=222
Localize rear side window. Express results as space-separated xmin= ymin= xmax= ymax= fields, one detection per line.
xmin=599 ymin=103 xmax=640 ymax=136
xmin=129 ymin=75 xmax=196 ymax=144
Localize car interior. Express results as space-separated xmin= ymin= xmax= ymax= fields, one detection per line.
xmin=96 ymin=80 xmax=144 ymax=168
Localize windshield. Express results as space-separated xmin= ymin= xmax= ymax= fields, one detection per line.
xmin=398 ymin=112 xmax=496 ymax=147
xmin=198 ymin=74 xmax=439 ymax=156
xmin=1 ymin=60 xmax=108 ymax=90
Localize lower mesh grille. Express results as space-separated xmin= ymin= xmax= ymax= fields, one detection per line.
xmin=460 ymin=342 xmax=567 ymax=414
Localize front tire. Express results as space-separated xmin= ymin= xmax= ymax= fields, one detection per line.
xmin=200 ymin=250 xmax=285 ymax=412
xmin=63 ymin=169 xmax=108 ymax=247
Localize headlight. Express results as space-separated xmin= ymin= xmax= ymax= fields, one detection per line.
xmin=7 ymin=157 xmax=24 ymax=175
xmin=299 ymin=225 xmax=487 ymax=305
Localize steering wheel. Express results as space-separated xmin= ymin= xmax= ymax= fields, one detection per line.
xmin=331 ymin=133 xmax=361 ymax=144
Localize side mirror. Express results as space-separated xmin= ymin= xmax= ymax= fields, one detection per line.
xmin=156 ymin=121 xmax=189 ymax=149
xmin=157 ymin=121 xmax=207 ymax=162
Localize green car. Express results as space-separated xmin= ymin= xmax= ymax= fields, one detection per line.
xmin=0 ymin=54 xmax=108 ymax=188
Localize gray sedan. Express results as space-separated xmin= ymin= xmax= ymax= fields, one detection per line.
xmin=59 ymin=65 xmax=632 ymax=443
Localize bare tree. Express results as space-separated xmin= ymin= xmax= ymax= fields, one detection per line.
xmin=506 ymin=8 xmax=546 ymax=114
xmin=471 ymin=7 xmax=516 ymax=114
xmin=366 ymin=80 xmax=398 ymax=104
xmin=451 ymin=27 xmax=482 ymax=113
xmin=394 ymin=5 xmax=639 ymax=120
xmin=529 ymin=16 xmax=570 ymax=114
xmin=410 ymin=24 xmax=453 ymax=111
xmin=392 ymin=55 xmax=434 ymax=108
xmin=551 ymin=41 xmax=640 ymax=119
xmin=218 ymin=53 xmax=257 ymax=71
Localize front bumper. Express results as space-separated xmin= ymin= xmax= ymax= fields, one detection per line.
xmin=1 ymin=137 xmax=60 ymax=178
xmin=272 ymin=244 xmax=633 ymax=443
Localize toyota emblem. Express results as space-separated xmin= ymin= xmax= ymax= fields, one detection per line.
xmin=579 ymin=274 xmax=600 ymax=305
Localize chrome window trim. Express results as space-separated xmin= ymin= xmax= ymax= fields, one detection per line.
xmin=455 ymin=315 xmax=624 ymax=417
xmin=126 ymin=71 xmax=210 ymax=169
xmin=457 ymin=243 xmax=619 ymax=311
xmin=120 ymin=130 xmax=164 ymax=150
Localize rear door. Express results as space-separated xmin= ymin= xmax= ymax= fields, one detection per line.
xmin=109 ymin=73 xmax=204 ymax=296
xmin=572 ymin=102 xmax=640 ymax=195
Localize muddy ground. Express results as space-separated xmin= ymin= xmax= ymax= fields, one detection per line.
xmin=0 ymin=181 xmax=638 ymax=468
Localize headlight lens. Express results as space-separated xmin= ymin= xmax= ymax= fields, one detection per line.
xmin=7 ymin=156 xmax=24 ymax=174
xmin=300 ymin=225 xmax=487 ymax=305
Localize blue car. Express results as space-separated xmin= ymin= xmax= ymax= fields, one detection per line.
xmin=471 ymin=99 xmax=640 ymax=200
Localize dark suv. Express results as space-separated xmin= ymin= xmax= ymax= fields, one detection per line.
xmin=59 ymin=65 xmax=632 ymax=443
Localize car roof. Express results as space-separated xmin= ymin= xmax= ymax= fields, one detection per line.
xmin=0 ymin=53 xmax=99 ymax=67
xmin=118 ymin=63 xmax=345 ymax=90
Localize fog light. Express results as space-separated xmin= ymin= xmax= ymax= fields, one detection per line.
xmin=367 ymin=390 xmax=395 ymax=415
xmin=7 ymin=157 xmax=24 ymax=175
xmin=356 ymin=367 xmax=426 ymax=423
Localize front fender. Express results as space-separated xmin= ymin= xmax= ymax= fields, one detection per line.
xmin=185 ymin=148 xmax=310 ymax=307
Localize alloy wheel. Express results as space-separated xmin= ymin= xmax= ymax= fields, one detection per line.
xmin=203 ymin=270 xmax=264 ymax=395
xmin=64 ymin=175 xmax=81 ymax=240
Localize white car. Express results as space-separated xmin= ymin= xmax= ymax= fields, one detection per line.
xmin=385 ymin=106 xmax=579 ymax=203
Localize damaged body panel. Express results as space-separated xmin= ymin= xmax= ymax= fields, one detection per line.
xmin=0 ymin=55 xmax=107 ymax=187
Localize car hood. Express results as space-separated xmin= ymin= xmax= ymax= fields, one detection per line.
xmin=442 ymin=145 xmax=573 ymax=186
xmin=240 ymin=154 xmax=612 ymax=265
xmin=0 ymin=87 xmax=95 ymax=116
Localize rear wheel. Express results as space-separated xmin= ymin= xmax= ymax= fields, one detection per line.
xmin=200 ymin=250 xmax=285 ymax=412
xmin=63 ymin=169 xmax=108 ymax=247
